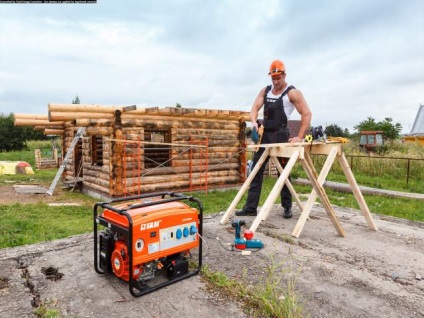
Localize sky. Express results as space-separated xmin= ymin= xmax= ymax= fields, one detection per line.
xmin=0 ymin=0 xmax=423 ymax=134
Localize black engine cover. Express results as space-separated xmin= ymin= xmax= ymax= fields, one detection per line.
xmin=99 ymin=231 xmax=113 ymax=273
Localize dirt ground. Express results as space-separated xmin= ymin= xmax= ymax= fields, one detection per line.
xmin=0 ymin=186 xmax=423 ymax=318
xmin=0 ymin=184 xmax=92 ymax=206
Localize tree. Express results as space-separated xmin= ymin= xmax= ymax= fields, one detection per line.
xmin=325 ymin=124 xmax=350 ymax=137
xmin=176 ymin=103 xmax=182 ymax=108
xmin=0 ymin=113 xmax=46 ymax=151
xmin=354 ymin=117 xmax=377 ymax=132
xmin=72 ymin=95 xmax=80 ymax=104
xmin=354 ymin=117 xmax=402 ymax=140
xmin=379 ymin=117 xmax=402 ymax=140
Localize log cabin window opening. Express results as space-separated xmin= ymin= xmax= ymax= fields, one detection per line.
xmin=144 ymin=129 xmax=171 ymax=168
xmin=91 ymin=135 xmax=103 ymax=166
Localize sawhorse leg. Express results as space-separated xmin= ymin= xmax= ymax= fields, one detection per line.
xmin=249 ymin=150 xmax=300 ymax=233
xmin=291 ymin=146 xmax=339 ymax=238
xmin=220 ymin=148 xmax=270 ymax=225
xmin=270 ymin=156 xmax=304 ymax=212
xmin=338 ymin=153 xmax=377 ymax=231
xmin=300 ymin=152 xmax=346 ymax=237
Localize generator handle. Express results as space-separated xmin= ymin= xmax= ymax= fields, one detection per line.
xmin=100 ymin=191 xmax=175 ymax=205
xmin=188 ymin=196 xmax=204 ymax=214
xmin=96 ymin=192 xmax=201 ymax=216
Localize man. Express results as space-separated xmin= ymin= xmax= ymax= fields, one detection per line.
xmin=236 ymin=59 xmax=312 ymax=218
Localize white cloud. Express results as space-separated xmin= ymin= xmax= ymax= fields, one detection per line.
xmin=0 ymin=0 xmax=423 ymax=133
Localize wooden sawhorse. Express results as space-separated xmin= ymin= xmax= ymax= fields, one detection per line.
xmin=220 ymin=142 xmax=377 ymax=238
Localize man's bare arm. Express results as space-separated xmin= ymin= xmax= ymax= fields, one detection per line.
xmin=250 ymin=87 xmax=266 ymax=131
xmin=288 ymin=89 xmax=312 ymax=143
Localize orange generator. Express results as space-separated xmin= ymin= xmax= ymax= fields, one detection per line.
xmin=94 ymin=192 xmax=203 ymax=297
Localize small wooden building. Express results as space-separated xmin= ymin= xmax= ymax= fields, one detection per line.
xmin=15 ymin=105 xmax=250 ymax=198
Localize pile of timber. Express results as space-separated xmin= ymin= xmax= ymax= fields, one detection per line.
xmin=34 ymin=148 xmax=59 ymax=169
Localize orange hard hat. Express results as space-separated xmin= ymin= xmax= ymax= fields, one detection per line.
xmin=268 ymin=60 xmax=285 ymax=76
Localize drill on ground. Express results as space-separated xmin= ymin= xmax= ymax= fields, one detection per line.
xmin=231 ymin=219 xmax=264 ymax=250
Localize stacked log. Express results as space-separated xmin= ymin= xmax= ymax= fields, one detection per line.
xmin=124 ymin=175 xmax=240 ymax=193
xmin=44 ymin=129 xmax=64 ymax=136
xmin=14 ymin=114 xmax=65 ymax=136
xmin=48 ymin=104 xmax=249 ymax=122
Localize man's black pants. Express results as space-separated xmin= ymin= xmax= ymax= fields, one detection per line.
xmin=242 ymin=129 xmax=292 ymax=213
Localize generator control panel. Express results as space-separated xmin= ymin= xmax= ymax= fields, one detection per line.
xmin=159 ymin=221 xmax=198 ymax=251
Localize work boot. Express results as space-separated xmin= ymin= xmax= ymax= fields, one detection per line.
xmin=283 ymin=208 xmax=292 ymax=219
xmin=235 ymin=209 xmax=257 ymax=216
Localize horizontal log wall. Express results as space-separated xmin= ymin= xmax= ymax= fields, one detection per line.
xmin=62 ymin=115 xmax=246 ymax=197
xmin=125 ymin=170 xmax=238 ymax=184
xmin=123 ymin=175 xmax=240 ymax=193
xmin=103 ymin=118 xmax=245 ymax=195
xmin=76 ymin=118 xmax=241 ymax=130
xmin=16 ymin=106 xmax=249 ymax=197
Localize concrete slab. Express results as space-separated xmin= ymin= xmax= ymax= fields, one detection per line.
xmin=13 ymin=185 xmax=48 ymax=194
xmin=1 ymin=204 xmax=423 ymax=318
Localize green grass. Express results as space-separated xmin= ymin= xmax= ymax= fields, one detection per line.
xmin=0 ymin=139 xmax=60 ymax=168
xmin=0 ymin=174 xmax=422 ymax=250
xmin=34 ymin=299 xmax=62 ymax=318
xmin=189 ymin=176 xmax=423 ymax=223
xmin=0 ymin=144 xmax=58 ymax=185
xmin=293 ymin=184 xmax=424 ymax=222
xmin=291 ymin=156 xmax=424 ymax=194
xmin=186 ymin=177 xmax=280 ymax=214
xmin=0 ymin=141 xmax=420 ymax=318
xmin=202 ymin=257 xmax=308 ymax=318
xmin=0 ymin=141 xmax=422 ymax=248
xmin=0 ymin=149 xmax=37 ymax=166
xmin=0 ymin=176 xmax=420 ymax=249
xmin=0 ymin=168 xmax=57 ymax=185
xmin=0 ymin=204 xmax=92 ymax=248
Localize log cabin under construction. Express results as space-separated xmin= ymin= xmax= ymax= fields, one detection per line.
xmin=14 ymin=104 xmax=252 ymax=198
